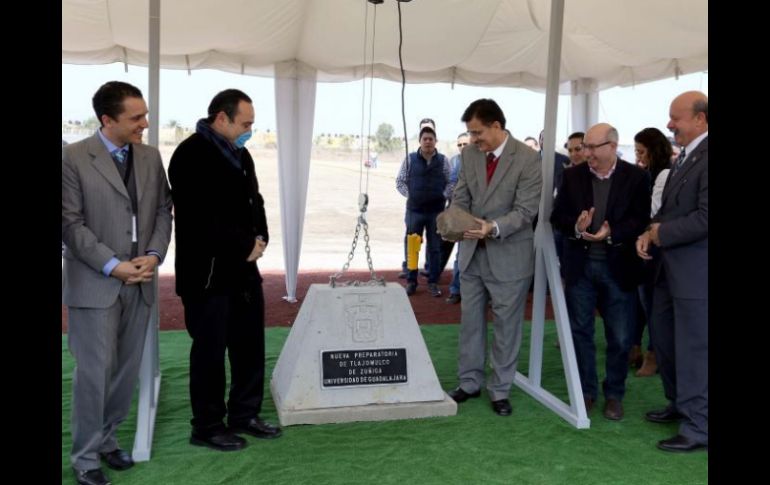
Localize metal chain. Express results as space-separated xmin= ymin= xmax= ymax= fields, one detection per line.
xmin=329 ymin=5 xmax=384 ymax=290
xmin=362 ymin=219 xmax=375 ymax=277
xmin=329 ymin=210 xmax=385 ymax=288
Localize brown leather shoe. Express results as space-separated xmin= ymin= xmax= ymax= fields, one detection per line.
xmin=635 ymin=351 xmax=658 ymax=377
xmin=603 ymin=398 xmax=624 ymax=420
xmin=628 ymin=345 xmax=643 ymax=368
xmin=583 ymin=396 xmax=595 ymax=413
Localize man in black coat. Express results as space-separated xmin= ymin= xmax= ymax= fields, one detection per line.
xmin=169 ymin=89 xmax=282 ymax=451
xmin=550 ymin=123 xmax=650 ymax=421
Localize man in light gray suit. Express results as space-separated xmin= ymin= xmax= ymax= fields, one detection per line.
xmin=447 ymin=99 xmax=542 ymax=416
xmin=62 ymin=81 xmax=173 ymax=485
xmin=637 ymin=91 xmax=708 ymax=453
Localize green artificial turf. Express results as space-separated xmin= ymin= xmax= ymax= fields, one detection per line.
xmin=62 ymin=322 xmax=707 ymax=484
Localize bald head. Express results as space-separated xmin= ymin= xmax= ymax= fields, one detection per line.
xmin=668 ymin=91 xmax=708 ymax=146
xmin=586 ymin=123 xmax=618 ymax=143
xmin=583 ymin=123 xmax=619 ymax=175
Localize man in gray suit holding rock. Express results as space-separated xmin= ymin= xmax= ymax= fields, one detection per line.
xmin=637 ymin=91 xmax=708 ymax=453
xmin=62 ymin=81 xmax=173 ymax=485
xmin=447 ymin=99 xmax=542 ymax=416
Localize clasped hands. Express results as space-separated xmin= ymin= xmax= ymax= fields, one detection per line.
xmin=576 ymin=207 xmax=611 ymax=242
xmin=112 ymin=255 xmax=159 ymax=284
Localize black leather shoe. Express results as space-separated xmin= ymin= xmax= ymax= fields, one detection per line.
xmin=645 ymin=406 xmax=684 ymax=423
xmin=405 ymin=282 xmax=417 ymax=296
xmin=230 ymin=417 xmax=283 ymax=439
xmin=397 ymin=270 xmax=408 ymax=279
xmin=190 ymin=430 xmax=247 ymax=451
xmin=657 ymin=434 xmax=707 ymax=453
xmin=73 ymin=468 xmax=111 ymax=485
xmin=100 ymin=449 xmax=134 ymax=470
xmin=445 ymin=293 xmax=461 ymax=304
xmin=448 ymin=387 xmax=481 ymax=403
xmin=491 ymin=398 xmax=512 ymax=416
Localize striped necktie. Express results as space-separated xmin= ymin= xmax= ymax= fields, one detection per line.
xmin=112 ymin=148 xmax=127 ymax=164
xmin=670 ymin=147 xmax=686 ymax=177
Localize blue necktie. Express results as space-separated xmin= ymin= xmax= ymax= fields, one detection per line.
xmin=112 ymin=149 xmax=127 ymax=164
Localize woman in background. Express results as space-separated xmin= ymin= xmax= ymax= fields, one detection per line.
xmin=630 ymin=127 xmax=673 ymax=376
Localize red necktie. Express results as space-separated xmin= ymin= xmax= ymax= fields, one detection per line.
xmin=486 ymin=152 xmax=498 ymax=185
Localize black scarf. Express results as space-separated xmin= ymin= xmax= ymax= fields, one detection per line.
xmin=195 ymin=118 xmax=244 ymax=170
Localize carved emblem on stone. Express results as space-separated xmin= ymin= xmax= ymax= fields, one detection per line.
xmin=344 ymin=293 xmax=383 ymax=342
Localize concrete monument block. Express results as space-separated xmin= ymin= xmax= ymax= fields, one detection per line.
xmin=271 ymin=283 xmax=456 ymax=425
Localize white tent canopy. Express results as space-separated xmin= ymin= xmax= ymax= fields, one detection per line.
xmin=63 ymin=0 xmax=706 ymax=91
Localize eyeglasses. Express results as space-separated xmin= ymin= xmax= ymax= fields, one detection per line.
xmin=567 ymin=145 xmax=583 ymax=153
xmin=582 ymin=141 xmax=612 ymax=151
xmin=457 ymin=142 xmax=469 ymax=148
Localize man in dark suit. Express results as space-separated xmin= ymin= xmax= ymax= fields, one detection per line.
xmin=169 ymin=89 xmax=282 ymax=452
xmin=62 ymin=81 xmax=173 ymax=485
xmin=550 ymin=123 xmax=650 ymax=421
xmin=447 ymin=99 xmax=542 ymax=416
xmin=637 ymin=91 xmax=708 ymax=452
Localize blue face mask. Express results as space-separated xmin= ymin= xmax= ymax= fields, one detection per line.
xmin=234 ymin=130 xmax=252 ymax=149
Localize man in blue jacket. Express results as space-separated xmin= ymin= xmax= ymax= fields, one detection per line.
xmin=396 ymin=126 xmax=453 ymax=297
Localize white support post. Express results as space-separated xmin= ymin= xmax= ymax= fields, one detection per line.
xmin=512 ymin=0 xmax=589 ymax=429
xmin=569 ymin=78 xmax=599 ymax=133
xmin=132 ymin=302 xmax=162 ymax=461
xmin=133 ymin=0 xmax=162 ymax=461
xmin=274 ymin=60 xmax=317 ymax=302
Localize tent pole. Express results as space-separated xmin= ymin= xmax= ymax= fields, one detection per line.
xmin=133 ymin=0 xmax=162 ymax=461
xmin=517 ymin=0 xmax=589 ymax=429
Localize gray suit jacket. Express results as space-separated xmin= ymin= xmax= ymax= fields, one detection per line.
xmin=62 ymin=133 xmax=173 ymax=308
xmin=452 ymin=133 xmax=542 ymax=281
xmin=654 ymin=136 xmax=708 ymax=299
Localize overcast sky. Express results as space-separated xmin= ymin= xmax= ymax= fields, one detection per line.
xmin=62 ymin=63 xmax=707 ymax=146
